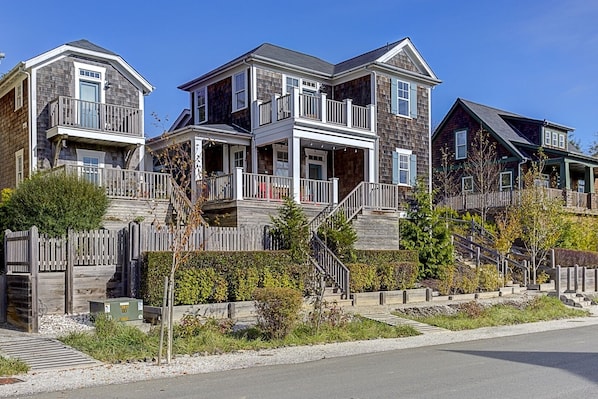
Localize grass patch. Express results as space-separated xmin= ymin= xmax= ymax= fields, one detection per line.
xmin=60 ymin=313 xmax=419 ymax=363
xmin=401 ymin=296 xmax=589 ymax=331
xmin=0 ymin=356 xmax=29 ymax=376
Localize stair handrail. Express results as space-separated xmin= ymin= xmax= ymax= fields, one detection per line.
xmin=309 ymin=182 xmax=366 ymax=233
xmin=311 ymin=232 xmax=350 ymax=298
xmin=168 ymin=177 xmax=205 ymax=226
xmin=452 ymin=233 xmax=527 ymax=272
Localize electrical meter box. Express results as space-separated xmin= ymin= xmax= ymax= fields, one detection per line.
xmin=89 ymin=298 xmax=143 ymax=321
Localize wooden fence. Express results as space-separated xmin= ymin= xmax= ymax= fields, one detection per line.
xmin=2 ymin=223 xmax=276 ymax=332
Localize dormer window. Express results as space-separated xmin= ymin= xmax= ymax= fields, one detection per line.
xmin=544 ymin=127 xmax=567 ymax=150
xmin=559 ymin=133 xmax=565 ymax=149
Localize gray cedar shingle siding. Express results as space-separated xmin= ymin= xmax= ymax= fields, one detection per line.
xmin=376 ymin=74 xmax=429 ymax=186
xmin=35 ymin=55 xmax=141 ymax=170
xmin=256 ymin=69 xmax=282 ymax=102
xmin=384 ymin=51 xmax=419 ymax=72
xmin=332 ymin=76 xmax=371 ymax=106
xmin=0 ymin=80 xmax=29 ymax=189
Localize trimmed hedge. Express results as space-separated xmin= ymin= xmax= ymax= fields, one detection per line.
xmin=553 ymin=248 xmax=598 ymax=267
xmin=347 ymin=250 xmax=419 ymax=293
xmin=140 ymin=251 xmax=310 ymax=306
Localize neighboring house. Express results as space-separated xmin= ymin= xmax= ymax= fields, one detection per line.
xmin=0 ymin=40 xmax=177 ymax=227
xmin=432 ymin=98 xmax=598 ymax=212
xmin=147 ymin=39 xmax=441 ymax=226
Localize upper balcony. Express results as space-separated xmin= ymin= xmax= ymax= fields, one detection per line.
xmin=47 ymin=96 xmax=144 ymax=146
xmin=255 ymin=89 xmax=376 ymax=135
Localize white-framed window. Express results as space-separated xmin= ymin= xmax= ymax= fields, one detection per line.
xmin=391 ymin=78 xmax=417 ymax=118
xmin=552 ymin=132 xmax=558 ymax=147
xmin=76 ymin=149 xmax=105 ymax=185
xmin=559 ymin=133 xmax=565 ymax=149
xmin=455 ymin=129 xmax=467 ymax=160
xmin=230 ymin=145 xmax=246 ymax=171
xmin=534 ymin=174 xmax=550 ymax=188
xmin=544 ymin=130 xmax=551 ymax=146
xmin=14 ymin=81 xmax=23 ymax=111
xmin=232 ymin=70 xmax=247 ymax=112
xmin=578 ymin=179 xmax=586 ymax=193
xmin=397 ymin=80 xmax=409 ymax=116
xmin=15 ymin=149 xmax=24 ymax=186
xmin=392 ymin=148 xmax=416 ymax=186
xmin=273 ymin=144 xmax=289 ymax=177
xmin=305 ymin=148 xmax=327 ymax=180
xmin=195 ymin=86 xmax=207 ymax=124
xmin=284 ymin=76 xmax=319 ymax=95
xmin=462 ymin=176 xmax=474 ymax=193
xmin=500 ymin=171 xmax=513 ymax=191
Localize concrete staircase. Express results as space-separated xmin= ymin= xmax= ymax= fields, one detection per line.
xmin=352 ymin=210 xmax=401 ymax=250
xmin=102 ymin=198 xmax=172 ymax=230
xmin=557 ymin=292 xmax=596 ymax=309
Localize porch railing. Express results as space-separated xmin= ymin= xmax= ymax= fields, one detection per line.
xmin=442 ymin=188 xmax=595 ymax=211
xmin=53 ymin=165 xmax=171 ymax=200
xmin=204 ymin=171 xmax=333 ymax=205
xmin=49 ymin=96 xmax=143 ymax=136
xmin=257 ymin=88 xmax=374 ymax=132
xmin=311 ymin=233 xmax=350 ymax=298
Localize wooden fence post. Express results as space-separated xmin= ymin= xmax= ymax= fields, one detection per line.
xmin=0 ymin=229 xmax=10 ymax=324
xmin=555 ymin=265 xmax=561 ymax=294
xmin=66 ymin=229 xmax=74 ymax=314
xmin=30 ymin=226 xmax=39 ymax=333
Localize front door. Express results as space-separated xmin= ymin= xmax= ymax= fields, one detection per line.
xmin=79 ymin=81 xmax=100 ymax=129
xmin=308 ymin=163 xmax=322 ymax=180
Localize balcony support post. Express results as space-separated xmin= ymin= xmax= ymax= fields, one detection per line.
xmin=368 ymin=104 xmax=376 ymax=133
xmin=234 ymin=167 xmax=243 ymax=201
xmin=320 ymin=93 xmax=327 ymax=123
xmin=291 ymin=88 xmax=300 ymax=119
xmin=290 ymin=136 xmax=301 ymax=203
xmin=271 ymin=94 xmax=278 ymax=123
xmin=330 ymin=177 xmax=339 ymax=205
xmin=344 ymin=99 xmax=353 ymax=128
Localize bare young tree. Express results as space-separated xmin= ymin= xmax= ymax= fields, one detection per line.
xmin=434 ymin=144 xmax=458 ymax=203
xmin=463 ymin=128 xmax=504 ymax=224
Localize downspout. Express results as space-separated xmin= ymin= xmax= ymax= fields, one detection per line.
xmin=518 ymin=157 xmax=528 ymax=189
xmin=369 ymin=68 xmax=379 ymax=183
xmin=428 ymin=86 xmax=433 ymax=193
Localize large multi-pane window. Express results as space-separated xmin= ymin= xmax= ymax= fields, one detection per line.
xmin=397 ymin=80 xmax=410 ymax=116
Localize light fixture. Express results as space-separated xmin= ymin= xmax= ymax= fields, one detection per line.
xmin=104 ymin=81 xmax=112 ymax=90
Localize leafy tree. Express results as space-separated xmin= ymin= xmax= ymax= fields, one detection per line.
xmin=515 ymin=154 xmax=565 ymax=283
xmin=462 ymin=128 xmax=504 ymax=224
xmin=317 ymin=212 xmax=357 ymax=262
xmin=270 ymin=197 xmax=310 ymax=262
xmin=3 ymin=173 xmax=108 ymax=237
xmin=399 ymin=181 xmax=454 ymax=279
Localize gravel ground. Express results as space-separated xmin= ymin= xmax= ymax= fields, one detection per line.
xmin=0 ymin=298 xmax=597 ymax=398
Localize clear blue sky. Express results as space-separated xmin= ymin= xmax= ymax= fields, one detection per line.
xmin=2 ymin=0 xmax=598 ymax=150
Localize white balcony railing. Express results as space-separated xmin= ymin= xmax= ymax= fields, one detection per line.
xmin=203 ymin=170 xmax=335 ymax=205
xmin=49 ymin=96 xmax=143 ymax=136
xmin=257 ymin=88 xmax=375 ymax=132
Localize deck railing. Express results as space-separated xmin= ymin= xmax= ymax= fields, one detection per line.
xmin=442 ymin=188 xmax=596 ymax=212
xmin=242 ymin=173 xmax=292 ymax=201
xmin=256 ymin=88 xmax=374 ymax=132
xmin=49 ymin=96 xmax=143 ymax=136
xmin=52 ymin=165 xmax=171 ymax=200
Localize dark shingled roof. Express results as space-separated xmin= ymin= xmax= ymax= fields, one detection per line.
xmin=459 ymin=99 xmax=534 ymax=146
xmin=334 ymin=39 xmax=407 ymax=74
xmin=251 ymin=43 xmax=334 ymax=75
xmin=66 ymin=40 xmax=117 ymax=56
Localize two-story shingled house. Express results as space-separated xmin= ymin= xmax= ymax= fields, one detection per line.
xmin=432 ymin=98 xmax=598 ymax=213
xmin=0 ymin=40 xmax=184 ymax=228
xmin=148 ymin=38 xmax=441 ymax=237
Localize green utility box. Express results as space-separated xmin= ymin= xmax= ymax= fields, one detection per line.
xmin=89 ymin=298 xmax=143 ymax=321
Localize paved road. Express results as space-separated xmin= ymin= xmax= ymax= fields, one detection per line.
xmin=24 ymin=324 xmax=598 ymax=399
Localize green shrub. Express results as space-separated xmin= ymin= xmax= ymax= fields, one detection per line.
xmin=317 ymin=212 xmax=357 ymax=261
xmin=347 ymin=263 xmax=378 ymax=292
xmin=4 ymin=172 xmax=108 ymax=237
xmin=477 ymin=264 xmax=502 ymax=291
xmin=378 ymin=262 xmax=419 ymax=290
xmin=253 ymin=287 xmax=303 ymax=339
xmin=140 ymin=251 xmax=307 ymax=306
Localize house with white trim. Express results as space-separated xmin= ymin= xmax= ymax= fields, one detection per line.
xmin=148 ymin=38 xmax=441 ymax=234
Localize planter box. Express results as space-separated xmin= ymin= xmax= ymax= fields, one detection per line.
xmin=143 ymin=301 xmax=256 ymax=324
xmin=351 ymin=292 xmax=381 ymax=306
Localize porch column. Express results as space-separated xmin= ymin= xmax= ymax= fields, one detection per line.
xmin=364 ymin=147 xmax=375 ymax=183
xmin=192 ymin=137 xmax=203 ymax=203
xmin=222 ymin=144 xmax=229 ymax=174
xmin=233 ymin=167 xmax=243 ymax=201
xmin=345 ymin=99 xmax=353 ymax=128
xmin=251 ymin=140 xmax=257 ymax=174
xmin=290 ymin=136 xmax=301 ymax=203
xmin=330 ymin=177 xmax=339 ymax=205
xmin=320 ymin=93 xmax=327 ymax=123
xmin=559 ymin=160 xmax=570 ymax=189
xmin=585 ymin=166 xmax=594 ymax=193
xmin=291 ymin=87 xmax=300 ymax=118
